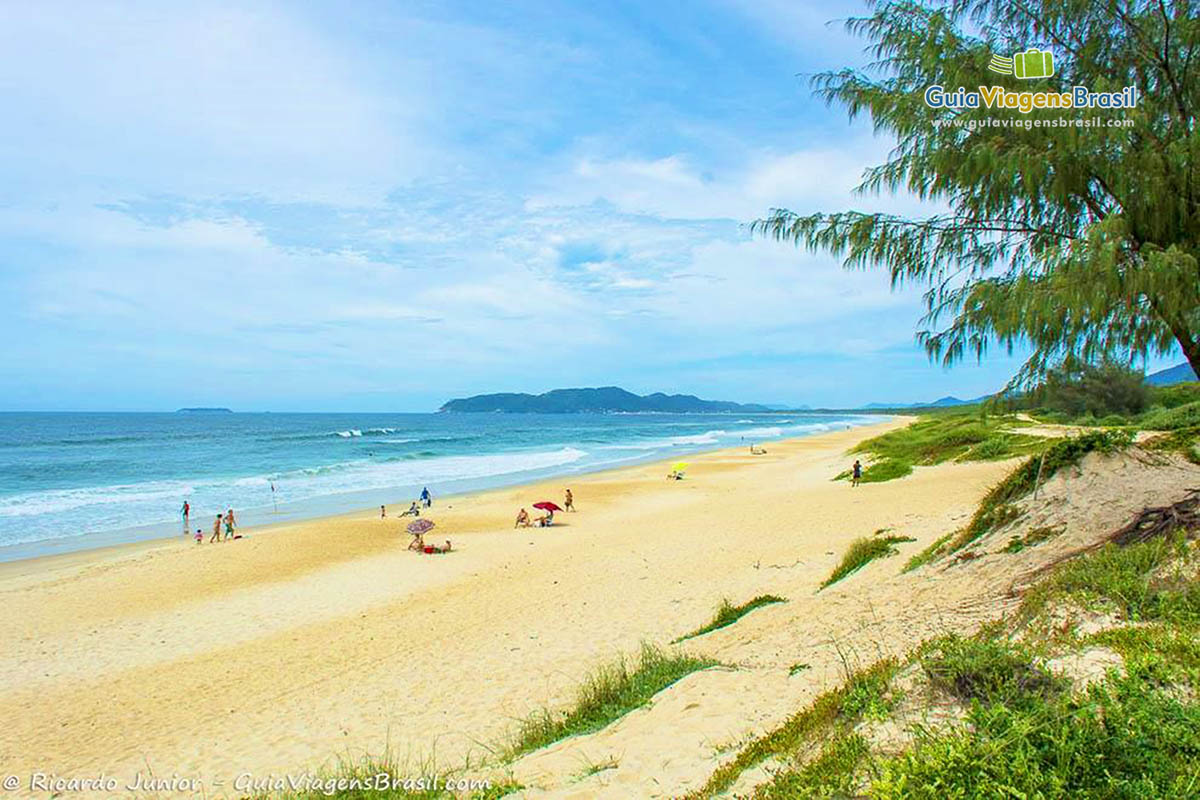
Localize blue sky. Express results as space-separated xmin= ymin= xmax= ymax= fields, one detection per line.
xmin=0 ymin=1 xmax=1175 ymax=411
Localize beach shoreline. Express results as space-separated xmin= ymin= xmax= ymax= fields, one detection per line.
xmin=5 ymin=416 xmax=996 ymax=797
xmin=0 ymin=414 xmax=889 ymax=567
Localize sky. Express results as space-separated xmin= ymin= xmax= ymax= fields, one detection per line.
xmin=0 ymin=0 xmax=1178 ymax=412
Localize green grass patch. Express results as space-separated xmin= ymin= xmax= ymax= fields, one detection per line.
xmin=902 ymin=532 xmax=954 ymax=572
xmin=751 ymin=733 xmax=871 ymax=799
xmin=788 ymin=662 xmax=811 ymax=676
xmin=1140 ymin=400 xmax=1200 ymax=431
xmin=680 ymin=659 xmax=898 ymax=799
xmin=507 ymin=644 xmax=718 ymax=757
xmin=1021 ymin=534 xmax=1200 ymax=625
xmin=951 ymin=430 xmax=1133 ymax=552
xmin=841 ymin=414 xmax=1044 ymax=484
xmin=673 ymin=595 xmax=787 ymax=642
xmin=1090 ymin=624 xmax=1200 ymax=692
xmin=1144 ymin=425 xmax=1200 ymax=464
xmin=821 ymin=534 xmax=916 ymax=589
xmin=872 ymin=671 xmax=1200 ymax=799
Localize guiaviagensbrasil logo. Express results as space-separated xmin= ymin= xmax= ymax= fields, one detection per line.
xmin=988 ymin=48 xmax=1054 ymax=80
xmin=923 ymin=46 xmax=1138 ymax=114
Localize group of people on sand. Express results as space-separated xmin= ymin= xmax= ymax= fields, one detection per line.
xmin=407 ymin=533 xmax=452 ymax=554
xmin=381 ymin=487 xmax=433 ymax=519
xmin=514 ymin=488 xmax=574 ymax=528
xmin=181 ymin=501 xmax=240 ymax=544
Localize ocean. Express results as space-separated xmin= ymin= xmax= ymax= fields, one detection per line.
xmin=0 ymin=411 xmax=878 ymax=561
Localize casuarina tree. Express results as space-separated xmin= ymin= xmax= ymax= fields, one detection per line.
xmin=754 ymin=0 xmax=1199 ymax=385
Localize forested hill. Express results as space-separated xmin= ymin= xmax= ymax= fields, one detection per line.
xmin=439 ymin=387 xmax=773 ymax=413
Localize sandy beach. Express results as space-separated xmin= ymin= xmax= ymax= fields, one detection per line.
xmin=0 ymin=418 xmax=1066 ymax=796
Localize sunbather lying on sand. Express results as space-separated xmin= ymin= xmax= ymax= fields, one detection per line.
xmin=422 ymin=540 xmax=452 ymax=554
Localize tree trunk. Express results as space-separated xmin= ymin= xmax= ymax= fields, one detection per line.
xmin=1170 ymin=323 xmax=1200 ymax=379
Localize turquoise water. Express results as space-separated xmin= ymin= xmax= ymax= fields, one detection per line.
xmin=0 ymin=411 xmax=877 ymax=560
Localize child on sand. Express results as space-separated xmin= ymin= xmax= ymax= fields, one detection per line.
xmin=194 ymin=528 xmax=203 ymax=544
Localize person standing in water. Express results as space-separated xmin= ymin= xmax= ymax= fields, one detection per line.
xmin=181 ymin=500 xmax=190 ymax=535
xmin=851 ymin=460 xmax=863 ymax=487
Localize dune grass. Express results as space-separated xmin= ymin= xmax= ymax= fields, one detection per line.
xmin=680 ymin=658 xmax=899 ymax=800
xmin=821 ymin=534 xmax=916 ymax=589
xmin=839 ymin=413 xmax=1044 ymax=484
xmin=902 ymin=532 xmax=954 ymax=573
xmin=673 ymin=594 xmax=787 ymax=642
xmin=507 ymin=644 xmax=718 ymax=758
xmin=950 ymin=429 xmax=1133 ymax=553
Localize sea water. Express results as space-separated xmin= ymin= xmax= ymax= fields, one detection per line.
xmin=0 ymin=411 xmax=878 ymax=560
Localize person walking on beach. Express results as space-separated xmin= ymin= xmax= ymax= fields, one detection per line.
xmin=380 ymin=505 xmax=386 ymax=518
xmin=210 ymin=514 xmax=222 ymax=543
xmin=223 ymin=509 xmax=236 ymax=540
xmin=851 ymin=460 xmax=862 ymax=487
xmin=181 ymin=500 xmax=190 ymax=535
xmin=564 ymin=488 xmax=574 ymax=512
xmin=421 ymin=487 xmax=432 ymax=507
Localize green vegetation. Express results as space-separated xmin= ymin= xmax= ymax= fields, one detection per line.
xmin=788 ymin=662 xmax=811 ymax=676
xmin=1003 ymin=525 xmax=1063 ymax=553
xmin=846 ymin=414 xmax=1043 ymax=483
xmin=1029 ymin=360 xmax=1150 ymax=418
xmin=822 ymin=534 xmax=916 ymax=589
xmin=751 ymin=0 xmax=1200 ymax=387
xmin=674 ymin=595 xmax=786 ymax=642
xmin=872 ymin=672 xmax=1200 ymax=799
xmin=697 ymin=528 xmax=1200 ymax=799
xmin=920 ymin=633 xmax=1066 ymax=708
xmin=508 ymin=644 xmax=718 ymax=757
xmin=1144 ymin=426 xmax=1200 ymax=464
xmin=1022 ymin=534 xmax=1200 ymax=625
xmin=902 ymin=532 xmax=954 ymax=573
xmin=951 ymin=430 xmax=1133 ymax=552
xmin=680 ymin=659 xmax=899 ymax=800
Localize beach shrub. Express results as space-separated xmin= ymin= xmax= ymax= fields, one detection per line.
xmin=674 ymin=595 xmax=786 ymax=642
xmin=821 ymin=534 xmax=916 ymax=589
xmin=920 ymin=634 xmax=1065 ymax=708
xmin=1030 ymin=361 xmax=1150 ymax=419
xmin=859 ymin=457 xmax=913 ymax=482
xmin=507 ymin=644 xmax=717 ymax=757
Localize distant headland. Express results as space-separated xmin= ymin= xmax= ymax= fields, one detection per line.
xmin=175 ymin=407 xmax=233 ymax=414
xmin=440 ymin=387 xmax=773 ymax=414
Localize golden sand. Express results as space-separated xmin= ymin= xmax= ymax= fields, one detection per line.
xmin=10 ymin=418 xmax=1172 ymax=798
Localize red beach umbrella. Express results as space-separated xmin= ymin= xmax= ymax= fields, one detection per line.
xmin=533 ymin=501 xmax=562 ymax=512
xmin=407 ymin=519 xmax=436 ymax=534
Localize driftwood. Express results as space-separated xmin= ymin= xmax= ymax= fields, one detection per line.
xmin=1110 ymin=488 xmax=1200 ymax=545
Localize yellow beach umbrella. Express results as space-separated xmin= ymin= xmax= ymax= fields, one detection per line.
xmin=672 ymin=461 xmax=690 ymax=473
